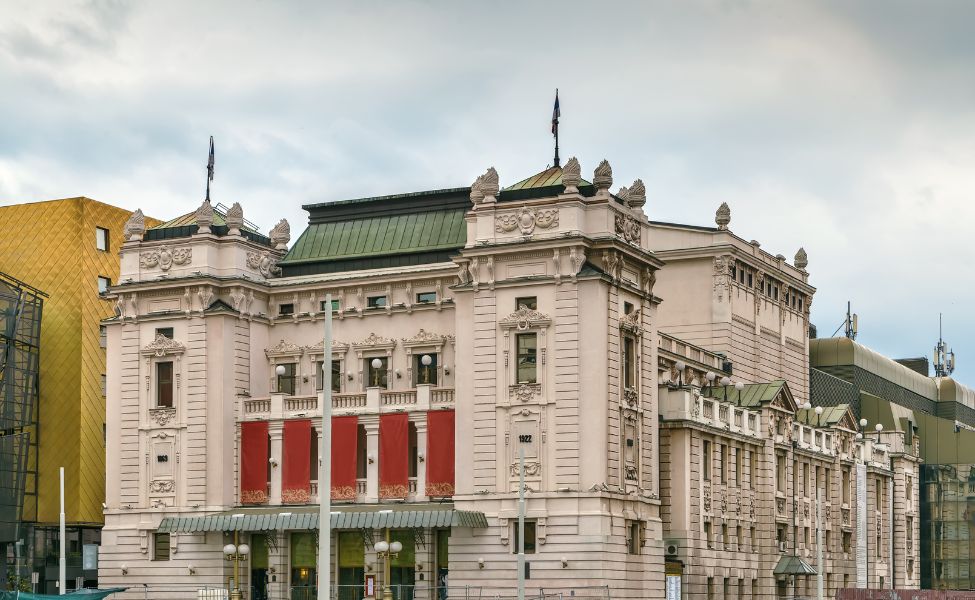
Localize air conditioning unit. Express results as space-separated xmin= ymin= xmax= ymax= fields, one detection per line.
xmin=778 ymin=541 xmax=786 ymax=553
xmin=665 ymin=541 xmax=680 ymax=556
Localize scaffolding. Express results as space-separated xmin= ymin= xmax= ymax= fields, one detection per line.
xmin=0 ymin=270 xmax=45 ymax=544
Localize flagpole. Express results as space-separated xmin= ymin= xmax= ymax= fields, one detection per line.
xmin=553 ymin=89 xmax=560 ymax=168
xmin=318 ymin=294 xmax=332 ymax=600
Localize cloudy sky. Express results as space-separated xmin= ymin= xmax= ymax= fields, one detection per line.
xmin=2 ymin=1 xmax=973 ymax=380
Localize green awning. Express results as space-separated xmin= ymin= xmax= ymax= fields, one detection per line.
xmin=773 ymin=555 xmax=817 ymax=576
xmin=158 ymin=507 xmax=488 ymax=533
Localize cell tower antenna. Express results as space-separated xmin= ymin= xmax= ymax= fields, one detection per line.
xmin=934 ymin=313 xmax=956 ymax=377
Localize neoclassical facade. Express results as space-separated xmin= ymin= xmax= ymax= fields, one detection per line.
xmin=99 ymin=158 xmax=920 ymax=600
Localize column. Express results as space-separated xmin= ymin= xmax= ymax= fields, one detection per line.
xmin=269 ymin=424 xmax=283 ymax=505
xmin=365 ymin=420 xmax=380 ymax=502
xmin=268 ymin=532 xmax=289 ymax=600
xmin=416 ymin=417 xmax=428 ymax=499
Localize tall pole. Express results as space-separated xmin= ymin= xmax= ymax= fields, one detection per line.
xmin=59 ymin=467 xmax=65 ymax=595
xmin=816 ymin=488 xmax=823 ymax=600
xmin=319 ymin=294 xmax=332 ymax=600
xmin=517 ymin=446 xmax=526 ymax=600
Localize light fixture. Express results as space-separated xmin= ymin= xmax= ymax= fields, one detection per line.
xmin=269 ymin=457 xmax=278 ymax=467
xmin=368 ymin=454 xmax=375 ymax=464
xmin=814 ymin=406 xmax=824 ymax=415
xmin=120 ymin=564 xmax=128 ymax=575
xmin=875 ymin=423 xmax=883 ymax=432
xmin=859 ymin=418 xmax=868 ymax=427
xmin=735 ymin=382 xmax=744 ymax=391
xmin=188 ymin=565 xmax=196 ymax=575
xmin=856 ymin=433 xmax=864 ymax=440
xmin=802 ymin=401 xmax=812 ymax=410
xmin=395 ymin=369 xmax=402 ymax=379
xmin=720 ymin=376 xmax=731 ymax=387
xmin=390 ymin=541 xmax=403 ymax=554
xmin=675 ymin=360 xmax=686 ymax=371
xmin=374 ymin=540 xmax=389 ymax=553
xmin=223 ymin=544 xmax=237 ymax=556
xmin=561 ymin=557 xmax=568 ymax=568
xmin=421 ymin=354 xmax=432 ymax=366
xmin=705 ymin=372 xmax=716 ymax=382
xmin=418 ymin=452 xmax=425 ymax=463
xmin=478 ymin=558 xmax=485 ymax=569
xmin=275 ymin=365 xmax=286 ymax=376
xmin=371 ymin=358 xmax=383 ymax=369
xmin=444 ymin=366 xmax=451 ymax=375
xmin=347 ymin=371 xmax=354 ymax=381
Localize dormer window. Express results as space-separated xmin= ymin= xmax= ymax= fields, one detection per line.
xmin=367 ymin=296 xmax=387 ymax=309
xmin=416 ymin=292 xmax=436 ymax=304
xmin=515 ymin=296 xmax=537 ymax=311
xmin=279 ymin=303 xmax=294 ymax=316
xmin=320 ymin=299 xmax=340 ymax=312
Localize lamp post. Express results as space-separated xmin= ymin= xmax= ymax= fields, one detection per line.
xmin=675 ymin=360 xmax=686 ymax=386
xmin=719 ymin=376 xmax=731 ymax=401
xmin=703 ymin=371 xmax=716 ymax=395
xmin=856 ymin=419 xmax=884 ymax=589
xmin=734 ymin=381 xmax=744 ymax=406
xmin=421 ymin=354 xmax=432 ymax=385
xmin=374 ymin=531 xmax=403 ymax=600
xmin=814 ymin=405 xmax=824 ymax=427
xmin=371 ymin=358 xmax=383 ymax=387
xmin=223 ymin=533 xmax=250 ymax=600
xmin=320 ymin=293 xmax=333 ymax=600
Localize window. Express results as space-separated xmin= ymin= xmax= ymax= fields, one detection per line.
xmin=750 ymin=526 xmax=757 ymax=552
xmin=704 ymin=521 xmax=713 ymax=548
xmin=842 ymin=468 xmax=851 ymax=503
xmin=736 ymin=525 xmax=743 ymax=550
xmin=279 ymin=303 xmax=295 ymax=316
xmin=719 ymin=444 xmax=727 ymax=483
xmin=515 ymin=296 xmax=537 ymax=310
xmin=96 ymin=227 xmax=109 ymax=251
xmin=734 ymin=448 xmax=742 ymax=487
xmin=356 ymin=425 xmax=368 ymax=478
xmin=627 ymin=520 xmax=642 ymax=555
xmin=367 ymin=295 xmax=387 ymax=309
xmin=316 ymin=360 xmax=341 ymax=393
xmin=100 ymin=374 xmax=107 ymax=397
xmin=156 ymin=327 xmax=174 ymax=339
xmin=516 ymin=333 xmax=537 ymax=384
xmin=622 ymin=335 xmax=636 ymax=388
xmin=310 ymin=428 xmax=319 ymax=483
xmin=623 ymin=301 xmax=634 ymax=314
xmin=825 ymin=530 xmax=831 ymax=551
xmin=408 ymin=422 xmax=418 ymax=478
xmin=723 ymin=578 xmax=729 ymax=600
xmin=747 ymin=273 xmax=753 ymax=287
xmin=366 ymin=357 xmax=389 ymax=388
xmin=416 ymin=292 xmax=436 ymax=304
xmin=320 ymin=299 xmax=340 ymax=312
xmin=721 ymin=523 xmax=729 ymax=548
xmin=825 ymin=468 xmax=831 ymax=501
xmin=97 ymin=276 xmax=111 ymax=294
xmin=511 ymin=520 xmax=536 ymax=554
xmin=906 ymin=474 xmax=913 ymax=501
xmin=707 ymin=578 xmax=714 ymax=600
xmin=414 ymin=353 xmax=438 ymax=385
xmin=776 ymin=525 xmax=786 ymax=547
xmin=842 ymin=531 xmax=851 ymax=553
xmin=775 ymin=454 xmax=785 ymax=492
xmin=99 ymin=325 xmax=107 ymax=348
xmin=156 ymin=362 xmax=174 ymax=408
xmin=152 ymin=532 xmax=170 ymax=561
xmin=277 ymin=363 xmax=297 ymax=395
xmin=703 ymin=440 xmax=712 ymax=481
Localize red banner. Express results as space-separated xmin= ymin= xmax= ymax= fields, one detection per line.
xmin=282 ymin=419 xmax=311 ymax=503
xmin=240 ymin=421 xmax=269 ymax=504
xmin=379 ymin=413 xmax=409 ymax=499
xmin=426 ymin=410 xmax=455 ymax=497
xmin=332 ymin=416 xmax=358 ymax=500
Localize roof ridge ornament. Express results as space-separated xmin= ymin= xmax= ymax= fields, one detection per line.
xmin=124 ymin=209 xmax=146 ymax=242
xmin=481 ymin=167 xmax=499 ymax=203
xmin=226 ymin=202 xmax=244 ymax=236
xmin=269 ymin=219 xmax=291 ymax=250
xmin=195 ymin=200 xmax=214 ymax=234
xmin=593 ymin=160 xmax=613 ymax=198
xmin=715 ymin=202 xmax=731 ymax=230
xmin=562 ymin=157 xmax=581 ymax=194
xmin=794 ymin=247 xmax=808 ymax=270
xmin=628 ymin=179 xmax=646 ymax=209
xmin=469 ymin=174 xmax=485 ymax=205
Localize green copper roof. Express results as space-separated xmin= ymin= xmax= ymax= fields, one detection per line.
xmin=795 ymin=404 xmax=854 ymax=428
xmin=158 ymin=507 xmax=488 ymax=533
xmin=503 ymin=166 xmax=592 ymax=191
xmin=703 ymin=380 xmax=789 ymax=408
xmin=774 ymin=555 xmax=817 ymax=575
xmin=282 ymin=208 xmax=466 ymax=266
xmin=153 ymin=209 xmax=228 ymax=229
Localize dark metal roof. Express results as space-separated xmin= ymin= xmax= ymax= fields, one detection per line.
xmin=774 ymin=555 xmax=817 ymax=575
xmin=158 ymin=507 xmax=488 ymax=533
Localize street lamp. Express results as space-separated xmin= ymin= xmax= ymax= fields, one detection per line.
xmin=421 ymin=354 xmax=432 ymax=384
xmin=734 ymin=381 xmax=744 ymax=405
xmin=720 ymin=376 xmax=731 ymax=401
xmin=675 ymin=360 xmax=686 ymax=386
xmin=371 ymin=358 xmax=384 ymax=387
xmin=814 ymin=405 xmax=824 ymax=426
xmin=374 ymin=533 xmax=403 ymax=600
xmin=703 ymin=371 xmax=716 ymax=395
xmin=223 ymin=536 xmax=250 ymax=600
xmin=275 ymin=365 xmax=286 ymax=376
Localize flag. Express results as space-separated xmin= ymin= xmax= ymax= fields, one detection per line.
xmin=551 ymin=90 xmax=560 ymax=136
xmin=207 ymin=136 xmax=215 ymax=181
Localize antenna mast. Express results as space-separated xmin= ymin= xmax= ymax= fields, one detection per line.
xmin=843 ymin=301 xmax=858 ymax=340
xmin=934 ymin=313 xmax=956 ymax=377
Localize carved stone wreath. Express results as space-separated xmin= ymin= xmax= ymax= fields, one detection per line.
xmin=510 ymin=461 xmax=541 ymax=477
xmin=623 ymin=388 xmax=639 ymax=406
xmin=149 ymin=408 xmax=176 ymax=427
xmin=149 ymin=480 xmax=175 ymax=494
xmin=512 ymin=384 xmax=538 ymax=403
xmin=140 ymin=246 xmax=192 ymax=272
xmin=614 ymin=213 xmax=641 ymax=244
xmin=496 ymin=207 xmax=559 ymax=236
xmin=246 ymin=250 xmax=282 ymax=278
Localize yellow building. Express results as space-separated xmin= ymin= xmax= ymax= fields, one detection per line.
xmin=0 ymin=197 xmax=159 ymax=591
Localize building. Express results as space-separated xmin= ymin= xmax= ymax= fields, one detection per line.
xmin=810 ymin=337 xmax=975 ymax=589
xmin=0 ymin=197 xmax=161 ymax=593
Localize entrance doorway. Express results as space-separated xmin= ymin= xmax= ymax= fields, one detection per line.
xmin=338 ymin=532 xmax=364 ymax=600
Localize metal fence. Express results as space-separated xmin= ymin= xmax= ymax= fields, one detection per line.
xmin=836 ymin=591 xmax=975 ymax=600
xmin=100 ymin=584 xmax=610 ymax=600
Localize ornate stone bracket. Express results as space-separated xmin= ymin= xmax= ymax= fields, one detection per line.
xmin=149 ymin=408 xmax=177 ymax=427
xmin=510 ymin=383 xmax=541 ymax=403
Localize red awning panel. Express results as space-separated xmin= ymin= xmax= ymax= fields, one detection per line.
xmin=332 ymin=416 xmax=358 ymax=500
xmin=379 ymin=413 xmax=409 ymax=499
xmin=282 ymin=419 xmax=311 ymax=503
xmin=426 ymin=410 xmax=455 ymax=497
xmin=240 ymin=421 xmax=269 ymax=504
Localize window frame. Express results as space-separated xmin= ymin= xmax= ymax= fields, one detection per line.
xmin=416 ymin=291 xmax=437 ymax=304
xmin=515 ymin=332 xmax=538 ymax=384
xmin=366 ymin=295 xmax=387 ymax=309
xmin=97 ymin=276 xmax=111 ymax=294
xmin=413 ymin=352 xmax=439 ymax=386
xmin=156 ymin=361 xmax=175 ymax=408
xmin=515 ymin=296 xmax=538 ymax=311
xmin=511 ymin=519 xmax=537 ymax=554
xmin=276 ymin=362 xmax=297 ymax=395
xmin=96 ymin=227 xmax=109 ymax=252
xmin=152 ymin=532 xmax=171 ymax=561
xmin=365 ymin=356 xmax=389 ymax=389
xmin=279 ymin=303 xmax=295 ymax=316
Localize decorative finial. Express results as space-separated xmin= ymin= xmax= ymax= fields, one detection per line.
xmin=615 ymin=186 xmax=630 ymax=203
xmin=795 ymin=247 xmax=808 ymax=270
xmin=469 ymin=175 xmax=485 ymax=205
xmin=593 ymin=160 xmax=613 ymax=194
xmin=715 ymin=202 xmax=731 ymax=230
xmin=562 ymin=157 xmax=581 ymax=194
xmin=195 ymin=199 xmax=214 ymax=234
xmin=270 ymin=219 xmax=291 ymax=250
xmin=124 ymin=209 xmax=146 ymax=242
xmin=628 ymin=179 xmax=646 ymax=209
xmin=226 ymin=202 xmax=244 ymax=236
xmin=481 ymin=167 xmax=499 ymax=203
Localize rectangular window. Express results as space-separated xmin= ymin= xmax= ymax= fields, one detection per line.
xmin=96 ymin=227 xmax=109 ymax=251
xmin=747 ymin=273 xmax=753 ymax=287
xmin=316 ymin=360 xmax=339 ymax=393
xmin=515 ymin=296 xmax=537 ymax=310
xmin=704 ymin=521 xmax=713 ymax=548
xmin=152 ymin=532 xmax=170 ymax=561
xmin=279 ymin=303 xmax=294 ymax=316
xmin=416 ymin=292 xmax=436 ymax=304
xmin=100 ymin=374 xmax=107 ymax=397
xmin=367 ymin=295 xmax=387 ymax=309
xmin=842 ymin=532 xmax=852 ymax=553
xmin=825 ymin=530 xmax=831 ymax=552
xmin=750 ymin=526 xmax=757 ymax=551
xmin=734 ymin=448 xmax=742 ymax=487
xmin=310 ymin=428 xmax=319 ymax=483
xmin=825 ymin=468 xmax=831 ymax=501
xmin=721 ymin=523 xmax=729 ymax=548
xmin=723 ymin=579 xmax=729 ymax=600
xmin=277 ymin=363 xmax=297 ymax=395
xmin=719 ymin=444 xmax=727 ymax=484
xmin=156 ymin=327 xmax=174 ymax=339
xmin=703 ymin=440 xmax=712 ymax=481
xmin=156 ymin=361 xmax=174 ymax=408
xmin=320 ymin=299 xmax=340 ymax=312
xmin=511 ymin=520 xmax=536 ymax=554
xmin=622 ymin=335 xmax=636 ymax=388
xmin=356 ymin=424 xmax=368 ymax=478
xmin=408 ymin=421 xmax=418 ymax=478
xmin=97 ymin=276 xmax=111 ymax=294
xmin=366 ymin=357 xmax=389 ymax=388
xmin=906 ymin=475 xmax=913 ymax=501
xmin=516 ymin=333 xmax=537 ymax=384
xmin=736 ymin=525 xmax=743 ymax=550
xmin=414 ymin=353 xmax=438 ymax=385
xmin=776 ymin=454 xmax=785 ymax=492
xmin=842 ymin=468 xmax=851 ymax=503
xmin=623 ymin=301 xmax=634 ymax=314
xmin=627 ymin=521 xmax=641 ymax=555
xmin=707 ymin=578 xmax=714 ymax=600
xmin=99 ymin=325 xmax=107 ymax=348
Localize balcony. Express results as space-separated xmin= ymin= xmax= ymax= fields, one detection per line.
xmin=254 ymin=476 xmax=421 ymax=507
xmin=240 ymin=385 xmax=454 ymax=420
